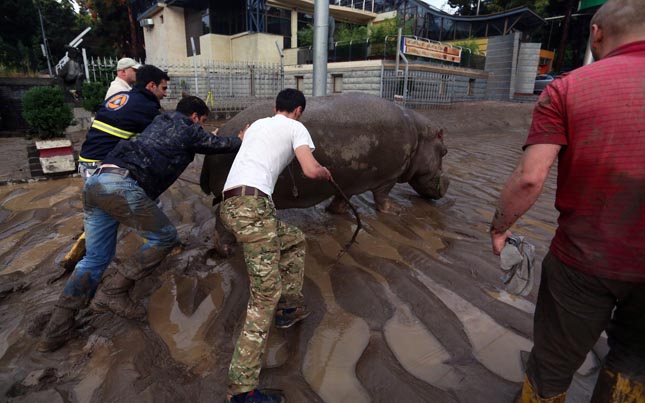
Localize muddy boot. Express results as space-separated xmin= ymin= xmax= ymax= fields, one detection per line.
xmin=275 ymin=306 xmax=311 ymax=329
xmin=59 ymin=232 xmax=86 ymax=271
xmin=227 ymin=389 xmax=285 ymax=403
xmin=37 ymin=294 xmax=85 ymax=352
xmin=517 ymin=376 xmax=566 ymax=403
xmin=590 ymin=368 xmax=645 ymax=403
xmin=90 ymin=271 xmax=146 ymax=320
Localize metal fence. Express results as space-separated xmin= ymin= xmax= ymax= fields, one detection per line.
xmin=381 ymin=67 xmax=456 ymax=109
xmin=86 ymin=55 xmax=459 ymax=112
xmin=85 ymin=57 xmax=284 ymax=115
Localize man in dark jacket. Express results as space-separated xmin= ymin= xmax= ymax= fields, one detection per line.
xmin=59 ymin=65 xmax=170 ymax=272
xmin=38 ymin=96 xmax=243 ymax=352
xmin=78 ymin=64 xmax=169 ymax=178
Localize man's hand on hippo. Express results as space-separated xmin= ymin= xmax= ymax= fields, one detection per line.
xmin=295 ymin=145 xmax=331 ymax=181
xmin=238 ymin=124 xmax=249 ymax=141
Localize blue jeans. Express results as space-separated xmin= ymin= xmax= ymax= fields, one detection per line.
xmin=62 ymin=172 xmax=178 ymax=300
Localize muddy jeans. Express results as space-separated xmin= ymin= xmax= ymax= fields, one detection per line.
xmin=220 ymin=195 xmax=306 ymax=395
xmin=526 ymin=252 xmax=645 ymax=397
xmin=61 ymin=171 xmax=178 ymax=300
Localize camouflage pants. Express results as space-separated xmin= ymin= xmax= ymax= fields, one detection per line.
xmin=220 ymin=195 xmax=306 ymax=394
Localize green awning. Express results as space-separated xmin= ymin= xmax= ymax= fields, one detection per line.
xmin=578 ymin=0 xmax=606 ymax=10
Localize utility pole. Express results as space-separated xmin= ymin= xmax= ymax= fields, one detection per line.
xmin=313 ymin=0 xmax=329 ymax=96
xmin=37 ymin=4 xmax=53 ymax=76
xmin=554 ymin=0 xmax=576 ymax=73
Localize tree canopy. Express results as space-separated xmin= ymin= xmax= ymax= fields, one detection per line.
xmin=0 ymin=0 xmax=144 ymax=75
xmin=446 ymin=0 xmax=550 ymax=16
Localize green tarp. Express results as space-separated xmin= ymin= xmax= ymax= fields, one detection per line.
xmin=579 ymin=0 xmax=606 ymax=10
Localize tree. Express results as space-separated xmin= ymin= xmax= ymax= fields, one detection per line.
xmin=75 ymin=0 xmax=145 ymax=59
xmin=447 ymin=0 xmax=549 ymax=16
xmin=0 ymin=0 xmax=84 ymax=74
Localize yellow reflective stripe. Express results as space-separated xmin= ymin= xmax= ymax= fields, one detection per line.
xmin=92 ymin=119 xmax=136 ymax=139
xmin=78 ymin=156 xmax=101 ymax=163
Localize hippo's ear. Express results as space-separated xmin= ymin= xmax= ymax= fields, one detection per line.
xmin=423 ymin=127 xmax=444 ymax=140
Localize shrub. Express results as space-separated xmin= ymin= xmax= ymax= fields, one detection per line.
xmin=21 ymin=86 xmax=74 ymax=139
xmin=82 ymin=81 xmax=108 ymax=113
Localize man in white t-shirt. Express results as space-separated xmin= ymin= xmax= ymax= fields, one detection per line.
xmin=104 ymin=57 xmax=141 ymax=99
xmin=221 ymin=89 xmax=332 ymax=403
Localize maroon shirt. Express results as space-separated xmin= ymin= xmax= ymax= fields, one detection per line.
xmin=525 ymin=41 xmax=645 ymax=282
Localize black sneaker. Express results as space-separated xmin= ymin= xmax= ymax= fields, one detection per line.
xmin=228 ymin=388 xmax=285 ymax=403
xmin=275 ymin=307 xmax=311 ymax=329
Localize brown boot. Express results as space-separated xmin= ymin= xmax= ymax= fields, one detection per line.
xmin=590 ymin=368 xmax=645 ymax=403
xmin=90 ymin=271 xmax=146 ymax=320
xmin=518 ymin=376 xmax=566 ymax=403
xmin=37 ymin=295 xmax=85 ymax=352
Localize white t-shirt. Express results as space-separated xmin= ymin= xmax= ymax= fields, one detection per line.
xmin=105 ymin=77 xmax=132 ymax=100
xmin=224 ymin=114 xmax=315 ymax=196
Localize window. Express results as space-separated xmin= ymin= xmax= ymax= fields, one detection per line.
xmin=333 ymin=74 xmax=343 ymax=93
xmin=295 ymin=76 xmax=304 ymax=91
xmin=267 ymin=6 xmax=292 ymax=49
xmin=184 ymin=8 xmax=204 ymax=56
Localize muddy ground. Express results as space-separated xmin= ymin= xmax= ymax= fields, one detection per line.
xmin=0 ymin=102 xmax=605 ymax=402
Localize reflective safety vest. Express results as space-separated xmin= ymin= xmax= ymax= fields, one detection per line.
xmin=79 ymin=87 xmax=160 ymax=162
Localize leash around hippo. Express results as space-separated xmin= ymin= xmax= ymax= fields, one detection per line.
xmin=329 ymin=177 xmax=363 ymax=262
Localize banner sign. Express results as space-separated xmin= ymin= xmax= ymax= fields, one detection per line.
xmin=402 ymin=38 xmax=461 ymax=63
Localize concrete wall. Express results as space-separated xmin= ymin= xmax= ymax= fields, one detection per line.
xmin=143 ymin=5 xmax=187 ymax=64
xmin=484 ymin=33 xmax=518 ymax=101
xmin=230 ymin=32 xmax=284 ymax=64
xmin=198 ymin=34 xmax=233 ymax=62
xmin=284 ymin=60 xmax=487 ymax=102
xmin=515 ymin=43 xmax=541 ymax=95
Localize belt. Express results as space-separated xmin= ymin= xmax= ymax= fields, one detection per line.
xmin=223 ymin=185 xmax=268 ymax=200
xmin=95 ymin=166 xmax=129 ymax=177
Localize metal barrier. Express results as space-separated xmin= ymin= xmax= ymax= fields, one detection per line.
xmin=381 ymin=67 xmax=455 ymax=109
xmin=85 ymin=57 xmax=284 ymax=115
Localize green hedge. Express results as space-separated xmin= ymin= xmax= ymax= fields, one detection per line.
xmin=21 ymin=86 xmax=74 ymax=139
xmin=82 ymin=81 xmax=108 ymax=113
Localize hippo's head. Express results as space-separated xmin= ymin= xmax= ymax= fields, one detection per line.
xmin=407 ymin=127 xmax=449 ymax=199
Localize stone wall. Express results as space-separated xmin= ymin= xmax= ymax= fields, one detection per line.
xmin=285 ymin=60 xmax=488 ymax=104
xmin=285 ymin=60 xmax=383 ymax=96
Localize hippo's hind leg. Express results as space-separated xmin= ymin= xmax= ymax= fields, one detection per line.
xmin=326 ymin=195 xmax=350 ymax=214
xmin=372 ymin=182 xmax=401 ymax=214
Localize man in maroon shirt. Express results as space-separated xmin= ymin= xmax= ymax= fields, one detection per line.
xmin=490 ymin=0 xmax=645 ymax=401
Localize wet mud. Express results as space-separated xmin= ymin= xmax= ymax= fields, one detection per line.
xmin=0 ymin=102 xmax=602 ymax=402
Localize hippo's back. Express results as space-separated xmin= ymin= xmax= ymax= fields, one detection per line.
xmin=201 ymin=93 xmax=419 ymax=208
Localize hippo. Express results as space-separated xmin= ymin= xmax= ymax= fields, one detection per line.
xmin=200 ymin=93 xmax=449 ymax=254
